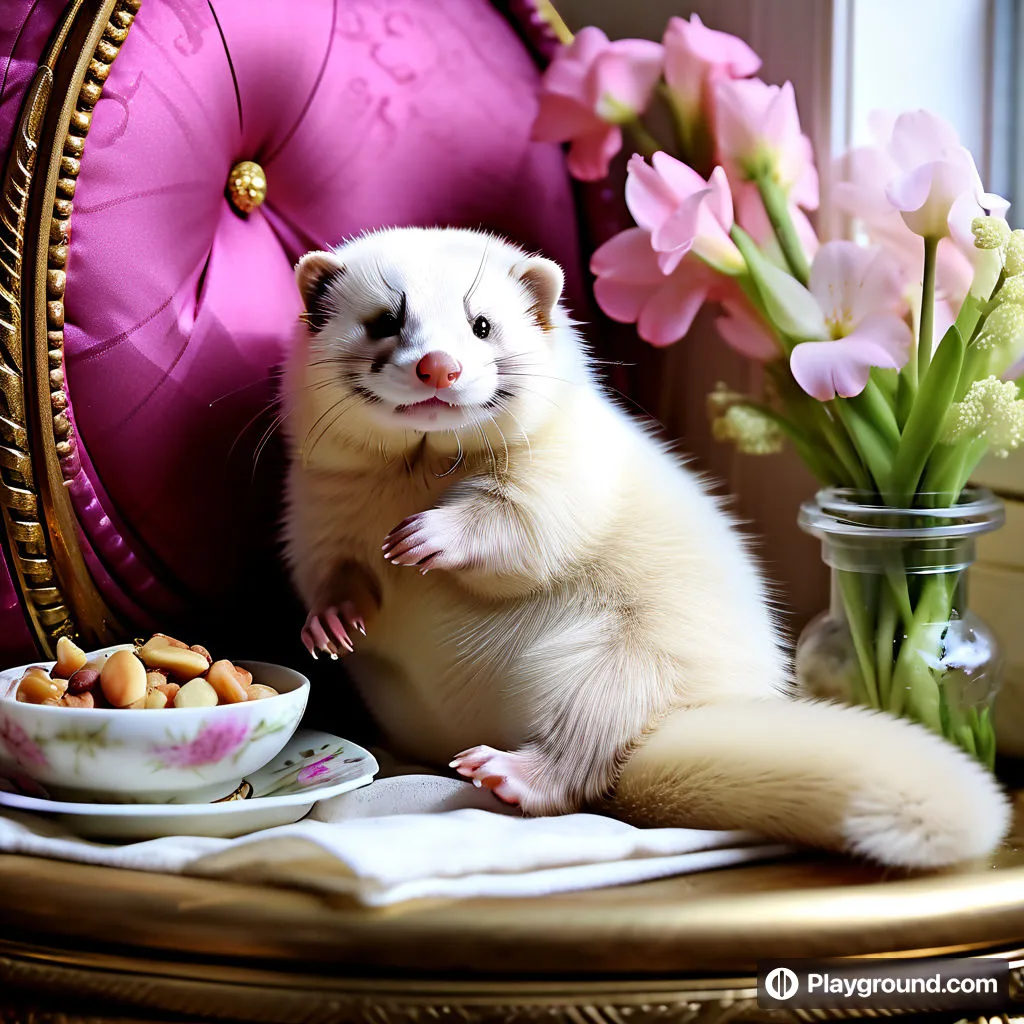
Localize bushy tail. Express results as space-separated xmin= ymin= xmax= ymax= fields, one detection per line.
xmin=607 ymin=699 xmax=1011 ymax=868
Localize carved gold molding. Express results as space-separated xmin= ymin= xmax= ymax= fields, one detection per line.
xmin=0 ymin=0 xmax=139 ymax=655
xmin=0 ymin=939 xmax=1021 ymax=1024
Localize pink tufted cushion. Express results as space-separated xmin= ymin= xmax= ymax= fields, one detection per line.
xmin=0 ymin=0 xmax=580 ymax=656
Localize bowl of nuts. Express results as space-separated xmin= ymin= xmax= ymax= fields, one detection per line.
xmin=0 ymin=634 xmax=309 ymax=804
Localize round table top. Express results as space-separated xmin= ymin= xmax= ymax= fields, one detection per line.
xmin=2 ymin=791 xmax=1023 ymax=977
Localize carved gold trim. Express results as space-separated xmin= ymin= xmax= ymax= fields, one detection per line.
xmin=0 ymin=0 xmax=139 ymax=655
xmin=5 ymin=941 xmax=1018 ymax=1024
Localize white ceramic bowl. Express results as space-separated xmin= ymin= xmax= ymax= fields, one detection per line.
xmin=0 ymin=645 xmax=309 ymax=804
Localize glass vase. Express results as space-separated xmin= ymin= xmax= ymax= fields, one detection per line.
xmin=794 ymin=487 xmax=1005 ymax=768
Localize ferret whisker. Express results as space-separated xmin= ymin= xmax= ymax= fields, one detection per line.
xmin=503 ymin=406 xmax=533 ymax=464
xmin=437 ymin=429 xmax=464 ymax=478
xmin=490 ymin=417 xmax=511 ymax=474
xmin=301 ymin=394 xmax=359 ymax=466
xmin=251 ymin=409 xmax=292 ymax=482
xmin=209 ymin=375 xmax=280 ymax=407
xmin=228 ymin=399 xmax=284 ymax=463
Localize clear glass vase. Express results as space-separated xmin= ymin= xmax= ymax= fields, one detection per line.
xmin=795 ymin=487 xmax=1005 ymax=768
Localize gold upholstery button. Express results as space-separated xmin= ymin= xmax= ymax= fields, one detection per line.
xmin=226 ymin=160 xmax=267 ymax=214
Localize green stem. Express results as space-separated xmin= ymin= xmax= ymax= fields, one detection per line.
xmin=838 ymin=571 xmax=880 ymax=706
xmin=737 ymin=401 xmax=841 ymax=483
xmin=756 ymin=174 xmax=810 ymax=286
xmin=917 ymin=236 xmax=940 ymax=384
xmin=875 ymin=589 xmax=899 ymax=706
xmin=622 ymin=118 xmax=663 ymax=160
xmin=833 ymin=399 xmax=893 ymax=494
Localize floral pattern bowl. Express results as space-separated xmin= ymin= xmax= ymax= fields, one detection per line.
xmin=0 ymin=646 xmax=309 ymax=804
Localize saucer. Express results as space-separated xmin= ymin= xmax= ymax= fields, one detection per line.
xmin=0 ymin=729 xmax=377 ymax=840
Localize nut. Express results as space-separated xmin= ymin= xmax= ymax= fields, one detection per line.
xmin=61 ymin=691 xmax=95 ymax=709
xmin=138 ymin=639 xmax=210 ymax=679
xmin=150 ymin=632 xmax=188 ymax=649
xmin=246 ymin=684 xmax=280 ymax=700
xmin=206 ymin=660 xmax=249 ymax=704
xmin=53 ymin=636 xmax=88 ymax=678
xmin=155 ymin=681 xmax=180 ymax=703
xmin=145 ymin=670 xmax=169 ymax=690
xmin=99 ymin=650 xmax=147 ymax=707
xmin=66 ymin=667 xmax=99 ymax=695
xmin=173 ymin=677 xmax=218 ymax=708
xmin=145 ymin=689 xmax=168 ymax=709
xmin=16 ymin=672 xmax=65 ymax=704
xmin=190 ymin=644 xmax=213 ymax=665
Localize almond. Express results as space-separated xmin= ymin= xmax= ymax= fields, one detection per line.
xmin=173 ymin=677 xmax=218 ymax=708
xmin=137 ymin=639 xmax=210 ymax=679
xmin=206 ymin=660 xmax=249 ymax=704
xmin=53 ymin=636 xmax=88 ymax=678
xmin=100 ymin=650 xmax=147 ymax=708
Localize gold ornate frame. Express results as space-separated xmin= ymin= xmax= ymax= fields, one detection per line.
xmin=0 ymin=0 xmax=139 ymax=656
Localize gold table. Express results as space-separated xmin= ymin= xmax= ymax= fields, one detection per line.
xmin=1 ymin=790 xmax=1023 ymax=1024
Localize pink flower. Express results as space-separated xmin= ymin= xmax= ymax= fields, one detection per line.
xmin=714 ymin=288 xmax=779 ymax=361
xmin=153 ymin=719 xmax=250 ymax=769
xmin=788 ymin=241 xmax=912 ymax=400
xmin=298 ymin=754 xmax=336 ymax=784
xmin=662 ymin=14 xmax=760 ymax=123
xmin=624 ymin=152 xmax=744 ymax=274
xmin=834 ymin=111 xmax=1006 ymax=310
xmin=590 ymin=226 xmax=725 ymax=346
xmin=713 ymin=78 xmax=819 ymax=210
xmin=0 ymin=717 xmax=48 ymax=769
xmin=532 ymin=27 xmax=664 ymax=181
xmin=881 ymin=110 xmax=1007 ymax=239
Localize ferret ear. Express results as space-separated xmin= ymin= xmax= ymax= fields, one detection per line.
xmin=512 ymin=256 xmax=564 ymax=331
xmin=295 ymin=251 xmax=346 ymax=333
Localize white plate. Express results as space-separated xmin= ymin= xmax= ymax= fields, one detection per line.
xmin=0 ymin=729 xmax=377 ymax=840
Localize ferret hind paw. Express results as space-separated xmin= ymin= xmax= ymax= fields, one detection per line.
xmin=301 ymin=606 xmax=356 ymax=660
xmin=449 ymin=745 xmax=534 ymax=806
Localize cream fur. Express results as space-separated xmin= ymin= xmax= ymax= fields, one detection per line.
xmin=282 ymin=227 xmax=1010 ymax=868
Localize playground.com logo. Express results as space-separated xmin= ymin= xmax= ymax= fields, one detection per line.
xmin=757 ymin=958 xmax=1007 ymax=1012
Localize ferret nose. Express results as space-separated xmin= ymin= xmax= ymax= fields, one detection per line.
xmin=416 ymin=351 xmax=462 ymax=389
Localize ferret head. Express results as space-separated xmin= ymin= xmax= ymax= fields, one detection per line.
xmin=285 ymin=228 xmax=582 ymax=464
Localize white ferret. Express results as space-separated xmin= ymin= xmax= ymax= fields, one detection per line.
xmin=282 ymin=226 xmax=1010 ymax=868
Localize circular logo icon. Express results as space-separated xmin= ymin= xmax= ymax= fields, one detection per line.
xmin=765 ymin=967 xmax=800 ymax=1001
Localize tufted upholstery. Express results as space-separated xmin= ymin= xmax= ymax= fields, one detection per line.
xmin=0 ymin=0 xmax=584 ymax=660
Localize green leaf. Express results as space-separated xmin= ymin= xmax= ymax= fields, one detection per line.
xmin=888 ymin=323 xmax=965 ymax=504
xmin=731 ymin=226 xmax=825 ymax=341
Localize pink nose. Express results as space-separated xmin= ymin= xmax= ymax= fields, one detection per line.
xmin=416 ymin=351 xmax=462 ymax=389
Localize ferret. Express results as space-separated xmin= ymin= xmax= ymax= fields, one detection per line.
xmin=281 ymin=226 xmax=1010 ymax=868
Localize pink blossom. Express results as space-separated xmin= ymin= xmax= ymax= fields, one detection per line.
xmin=532 ymin=27 xmax=664 ymax=181
xmin=662 ymin=15 xmax=760 ymax=123
xmin=590 ymin=226 xmax=725 ymax=346
xmin=713 ymin=78 xmax=819 ymax=210
xmin=0 ymin=717 xmax=48 ymax=769
xmin=298 ymin=754 xmax=336 ymax=784
xmin=624 ymin=152 xmax=744 ymax=274
xmin=714 ymin=288 xmax=780 ymax=361
xmin=835 ymin=111 xmax=1007 ymax=310
xmin=153 ymin=718 xmax=250 ymax=769
xmin=788 ymin=241 xmax=912 ymax=400
xmin=881 ymin=110 xmax=1007 ymax=239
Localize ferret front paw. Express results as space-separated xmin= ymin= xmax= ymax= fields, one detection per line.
xmin=449 ymin=745 xmax=537 ymax=807
xmin=300 ymin=603 xmax=366 ymax=660
xmin=382 ymin=510 xmax=471 ymax=572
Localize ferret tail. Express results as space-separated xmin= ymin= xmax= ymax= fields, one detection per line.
xmin=606 ymin=699 xmax=1011 ymax=868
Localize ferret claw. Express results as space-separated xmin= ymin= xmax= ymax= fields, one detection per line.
xmin=301 ymin=606 xmax=358 ymax=659
xmin=449 ymin=744 xmax=533 ymax=807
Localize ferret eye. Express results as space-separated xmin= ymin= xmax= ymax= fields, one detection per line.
xmin=365 ymin=310 xmax=401 ymax=340
xmin=472 ymin=315 xmax=491 ymax=339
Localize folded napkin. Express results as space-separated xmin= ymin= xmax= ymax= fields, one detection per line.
xmin=0 ymin=775 xmax=790 ymax=905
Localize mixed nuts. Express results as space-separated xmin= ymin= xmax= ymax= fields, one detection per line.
xmin=11 ymin=634 xmax=280 ymax=709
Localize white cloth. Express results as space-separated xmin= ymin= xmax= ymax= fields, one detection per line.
xmin=0 ymin=775 xmax=790 ymax=905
